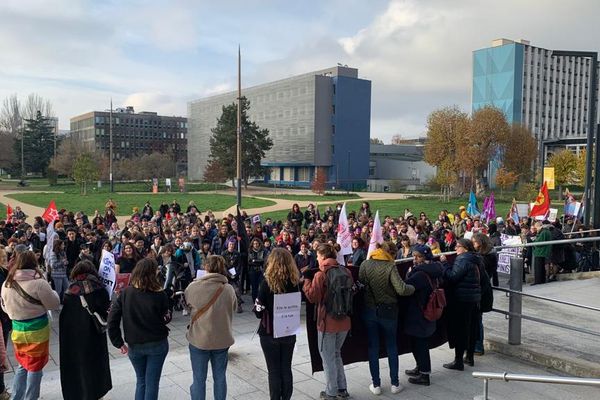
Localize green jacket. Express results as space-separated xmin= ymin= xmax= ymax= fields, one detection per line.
xmin=359 ymin=259 xmax=414 ymax=307
xmin=533 ymin=228 xmax=552 ymax=258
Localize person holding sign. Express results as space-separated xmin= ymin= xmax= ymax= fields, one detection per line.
xmin=253 ymin=248 xmax=301 ymax=400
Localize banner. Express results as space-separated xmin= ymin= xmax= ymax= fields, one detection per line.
xmin=498 ymin=234 xmax=522 ymax=274
xmin=336 ymin=203 xmax=353 ymax=265
xmin=273 ymin=292 xmax=301 ymax=338
xmin=367 ymin=210 xmax=383 ymax=259
xmin=544 ymin=167 xmax=555 ymax=190
xmin=98 ymin=249 xmax=116 ymax=297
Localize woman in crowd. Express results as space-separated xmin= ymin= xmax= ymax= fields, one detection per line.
xmin=441 ymin=238 xmax=482 ymax=370
xmin=350 ymin=237 xmax=366 ymax=267
xmin=0 ymin=248 xmax=10 ymax=400
xmin=59 ymin=260 xmax=112 ymax=400
xmin=185 ymin=255 xmax=237 ymax=400
xmin=294 ymin=241 xmax=315 ymax=273
xmin=248 ymin=238 xmax=267 ymax=302
xmin=303 ymin=243 xmax=352 ymax=400
xmin=404 ymin=245 xmax=443 ymax=386
xmin=1 ymin=251 xmax=60 ymax=400
xmin=359 ymin=241 xmax=414 ymax=395
xmin=48 ymin=239 xmax=69 ymax=301
xmin=116 ymin=242 xmax=140 ymax=274
xmin=254 ymin=248 xmax=301 ymax=400
xmin=471 ymin=233 xmax=498 ymax=355
xmin=108 ymin=258 xmax=171 ymax=400
xmin=287 ymin=204 xmax=303 ymax=236
xmin=396 ymin=235 xmax=413 ymax=259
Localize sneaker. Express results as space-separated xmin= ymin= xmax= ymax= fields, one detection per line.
xmin=369 ymin=384 xmax=381 ymax=395
xmin=319 ymin=391 xmax=338 ymax=400
xmin=390 ymin=384 xmax=404 ymax=394
xmin=337 ymin=389 xmax=350 ymax=399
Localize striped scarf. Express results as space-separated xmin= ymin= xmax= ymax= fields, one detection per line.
xmin=12 ymin=314 xmax=50 ymax=372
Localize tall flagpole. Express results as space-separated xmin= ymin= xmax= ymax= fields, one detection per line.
xmin=109 ymin=98 xmax=114 ymax=193
xmin=236 ymin=45 xmax=242 ymax=208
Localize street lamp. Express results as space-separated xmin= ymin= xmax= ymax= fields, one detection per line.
xmin=551 ymin=50 xmax=598 ymax=227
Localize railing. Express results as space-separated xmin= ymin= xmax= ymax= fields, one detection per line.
xmin=472 ymin=371 xmax=600 ymax=400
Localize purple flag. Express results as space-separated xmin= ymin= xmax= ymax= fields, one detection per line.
xmin=487 ymin=192 xmax=496 ymax=224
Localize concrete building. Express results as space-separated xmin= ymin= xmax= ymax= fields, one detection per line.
xmin=70 ymin=106 xmax=188 ymax=174
xmin=473 ymin=38 xmax=600 ymax=154
xmin=368 ymin=144 xmax=436 ymax=192
xmin=187 ymin=66 xmax=371 ymax=189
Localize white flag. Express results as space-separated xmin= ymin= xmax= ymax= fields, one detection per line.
xmin=336 ymin=203 xmax=353 ymax=265
xmin=43 ymin=221 xmax=56 ymax=266
xmin=99 ymin=250 xmax=117 ymax=298
xmin=367 ymin=210 xmax=384 ymax=259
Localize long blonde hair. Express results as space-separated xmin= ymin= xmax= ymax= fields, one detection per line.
xmin=264 ymin=248 xmax=300 ymax=294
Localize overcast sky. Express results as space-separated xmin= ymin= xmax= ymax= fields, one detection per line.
xmin=1 ymin=0 xmax=599 ymax=142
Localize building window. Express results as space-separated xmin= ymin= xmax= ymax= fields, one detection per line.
xmin=270 ymin=168 xmax=280 ymax=181
xmin=297 ymin=167 xmax=310 ymax=182
xmin=283 ymin=167 xmax=293 ymax=181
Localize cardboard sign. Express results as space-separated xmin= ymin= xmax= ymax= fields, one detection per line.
xmin=273 ymin=292 xmax=301 ymax=338
xmin=98 ymin=250 xmax=116 ymax=297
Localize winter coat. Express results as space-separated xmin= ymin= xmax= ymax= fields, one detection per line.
xmin=303 ymin=258 xmax=352 ymax=333
xmin=350 ymin=248 xmax=366 ymax=267
xmin=481 ymin=251 xmax=499 ymax=286
xmin=359 ymin=254 xmax=414 ymax=308
xmin=1 ymin=269 xmax=60 ymax=321
xmin=532 ymin=228 xmax=552 ymax=258
xmin=254 ymin=279 xmax=300 ymax=336
xmin=443 ymin=252 xmax=482 ymax=303
xmin=404 ymin=262 xmax=443 ymax=338
xmin=59 ymin=281 xmax=112 ymax=400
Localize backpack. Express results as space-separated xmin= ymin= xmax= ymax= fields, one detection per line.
xmin=476 ymin=263 xmax=494 ymax=313
xmin=324 ymin=265 xmax=354 ymax=319
xmin=421 ymin=272 xmax=446 ymax=322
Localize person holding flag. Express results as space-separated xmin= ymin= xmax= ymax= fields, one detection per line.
xmin=335 ymin=203 xmax=353 ymax=266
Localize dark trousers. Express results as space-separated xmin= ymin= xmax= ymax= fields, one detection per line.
xmin=410 ymin=336 xmax=431 ymax=373
xmin=260 ymin=335 xmax=296 ymax=400
xmin=248 ymin=268 xmax=263 ymax=302
xmin=534 ymin=256 xmax=547 ymax=284
xmin=240 ymin=265 xmax=250 ymax=292
xmin=448 ymin=301 xmax=479 ymax=362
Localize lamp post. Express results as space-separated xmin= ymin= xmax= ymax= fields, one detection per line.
xmin=236 ymin=46 xmax=242 ymax=208
xmin=551 ymin=50 xmax=598 ymax=227
xmin=109 ymin=99 xmax=114 ymax=193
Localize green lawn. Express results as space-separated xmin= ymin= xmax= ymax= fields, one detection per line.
xmin=7 ymin=193 xmax=274 ymax=216
xmin=257 ymin=193 xmax=360 ymax=202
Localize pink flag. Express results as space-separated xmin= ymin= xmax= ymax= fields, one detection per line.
xmin=367 ymin=210 xmax=383 ymax=259
xmin=336 ymin=203 xmax=353 ymax=265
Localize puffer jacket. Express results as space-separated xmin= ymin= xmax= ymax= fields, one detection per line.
xmin=359 ymin=258 xmax=414 ymax=308
xmin=405 ymin=261 xmax=444 ymax=338
xmin=443 ymin=252 xmax=482 ymax=303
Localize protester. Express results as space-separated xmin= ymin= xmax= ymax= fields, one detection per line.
xmin=471 ymin=233 xmax=498 ymax=355
xmin=532 ymin=221 xmax=552 ymax=285
xmin=59 ymin=260 xmax=112 ymax=400
xmin=185 ymin=255 xmax=237 ymax=400
xmin=404 ymin=245 xmax=443 ymax=386
xmin=1 ymin=251 xmax=60 ymax=400
xmin=108 ymin=258 xmax=171 ymax=400
xmin=303 ymin=243 xmax=352 ymax=400
xmin=441 ymin=239 xmax=482 ymax=370
xmin=254 ymin=248 xmax=301 ymax=400
xmin=359 ymin=241 xmax=415 ymax=394
xmin=0 ymin=248 xmax=10 ymax=400
xmin=247 ymin=238 xmax=267 ymax=302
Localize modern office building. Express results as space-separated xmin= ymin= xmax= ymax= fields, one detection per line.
xmin=368 ymin=144 xmax=436 ymax=192
xmin=187 ymin=66 xmax=371 ymax=189
xmin=70 ymin=106 xmax=188 ymax=174
xmin=473 ymin=38 xmax=599 ymax=154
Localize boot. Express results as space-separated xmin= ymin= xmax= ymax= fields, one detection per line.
xmin=404 ymin=366 xmax=420 ymax=377
xmin=463 ymin=355 xmax=474 ymax=367
xmin=443 ymin=360 xmax=464 ymax=371
xmin=408 ymin=373 xmax=430 ymax=386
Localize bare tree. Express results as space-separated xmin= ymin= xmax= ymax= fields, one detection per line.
xmin=22 ymin=93 xmax=54 ymax=120
xmin=0 ymin=94 xmax=22 ymax=137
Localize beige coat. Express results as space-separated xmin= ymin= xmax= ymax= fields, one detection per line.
xmin=185 ymin=273 xmax=236 ymax=350
xmin=1 ymin=269 xmax=60 ymax=321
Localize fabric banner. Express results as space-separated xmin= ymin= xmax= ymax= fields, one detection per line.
xmin=336 ymin=203 xmax=353 ymax=265
xmin=366 ymin=211 xmax=383 ymax=259
xmin=273 ymin=292 xmax=301 ymax=339
xmin=98 ymin=250 xmax=116 ymax=297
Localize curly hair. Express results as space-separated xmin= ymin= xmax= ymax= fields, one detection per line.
xmin=264 ymin=248 xmax=300 ymax=294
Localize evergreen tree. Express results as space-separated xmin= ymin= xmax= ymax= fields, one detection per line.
xmin=208 ymin=97 xmax=273 ymax=187
xmin=15 ymin=111 xmax=54 ymax=175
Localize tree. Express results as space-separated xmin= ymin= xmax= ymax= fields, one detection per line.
xmin=203 ymin=159 xmax=227 ymax=183
xmin=495 ymin=167 xmax=519 ymax=195
xmin=15 ymin=111 xmax=54 ymax=176
xmin=464 ymin=106 xmax=510 ymax=188
xmin=501 ymin=123 xmax=537 ymax=180
xmin=0 ymin=94 xmax=22 ymax=137
xmin=369 ymin=137 xmax=384 ymax=145
xmin=548 ymin=149 xmax=580 ymax=200
xmin=22 ymin=93 xmax=54 ymax=120
xmin=311 ymin=167 xmax=327 ymax=195
xmin=424 ymin=106 xmax=470 ymax=197
xmin=575 ymin=150 xmax=587 ymax=186
xmin=208 ymin=97 xmax=273 ymax=188
xmin=113 ymin=152 xmax=175 ymax=180
xmin=50 ymin=135 xmax=88 ymax=176
xmin=72 ymin=153 xmax=99 ymax=195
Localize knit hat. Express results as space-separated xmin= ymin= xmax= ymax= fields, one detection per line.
xmin=412 ymin=244 xmax=433 ymax=260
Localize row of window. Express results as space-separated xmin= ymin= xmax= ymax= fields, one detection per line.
xmin=94 ymin=129 xmax=186 ymax=140
xmin=94 ymin=116 xmax=187 ymax=129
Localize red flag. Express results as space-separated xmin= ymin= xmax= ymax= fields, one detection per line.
xmin=6 ymin=204 xmax=12 ymax=222
xmin=42 ymin=200 xmax=59 ymax=223
xmin=529 ymin=182 xmax=550 ymax=217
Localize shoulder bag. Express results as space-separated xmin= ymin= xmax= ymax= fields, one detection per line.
xmin=190 ymin=283 xmax=225 ymax=324
xmin=80 ymin=295 xmax=108 ymax=334
xmin=11 ymin=281 xmax=43 ymax=306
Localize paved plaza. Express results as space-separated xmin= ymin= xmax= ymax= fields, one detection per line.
xmin=3 ymin=294 xmax=598 ymax=400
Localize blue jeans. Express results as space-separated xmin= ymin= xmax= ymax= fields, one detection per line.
xmin=189 ymin=344 xmax=229 ymax=400
xmin=363 ymin=307 xmax=399 ymax=387
xmin=12 ymin=365 xmax=43 ymax=400
xmin=317 ymin=331 xmax=348 ymax=397
xmin=128 ymin=339 xmax=169 ymax=400
xmin=52 ymin=276 xmax=69 ymax=302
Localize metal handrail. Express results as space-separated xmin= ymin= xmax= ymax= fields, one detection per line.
xmin=472 ymin=371 xmax=600 ymax=400
xmin=563 ymin=228 xmax=600 ymax=236
xmin=492 ymin=308 xmax=600 ymax=338
xmin=493 ymin=287 xmax=600 ymax=313
xmin=494 ymin=235 xmax=600 ymax=250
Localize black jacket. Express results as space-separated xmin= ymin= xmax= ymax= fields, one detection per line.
xmin=481 ymin=251 xmax=499 ymax=286
xmin=404 ymin=261 xmax=444 ymax=338
xmin=443 ymin=252 xmax=482 ymax=303
xmin=253 ymin=279 xmax=300 ymax=336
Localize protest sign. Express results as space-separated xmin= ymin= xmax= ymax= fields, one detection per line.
xmin=99 ymin=250 xmax=116 ymax=297
xmin=196 ymin=270 xmax=206 ymax=279
xmin=228 ymin=267 xmax=236 ymax=277
xmin=498 ymin=234 xmax=522 ymax=274
xmin=273 ymin=292 xmax=301 ymax=338
xmin=516 ymin=204 xmax=529 ymax=220
xmin=115 ymin=274 xmax=131 ymax=294
xmin=548 ymin=208 xmax=558 ymax=222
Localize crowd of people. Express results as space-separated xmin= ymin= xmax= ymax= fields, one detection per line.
xmin=0 ymin=197 xmax=592 ymax=400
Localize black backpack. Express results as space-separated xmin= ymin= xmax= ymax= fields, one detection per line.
xmin=324 ymin=265 xmax=354 ymax=319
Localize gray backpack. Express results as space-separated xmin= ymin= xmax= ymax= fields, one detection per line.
xmin=324 ymin=266 xmax=354 ymax=319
